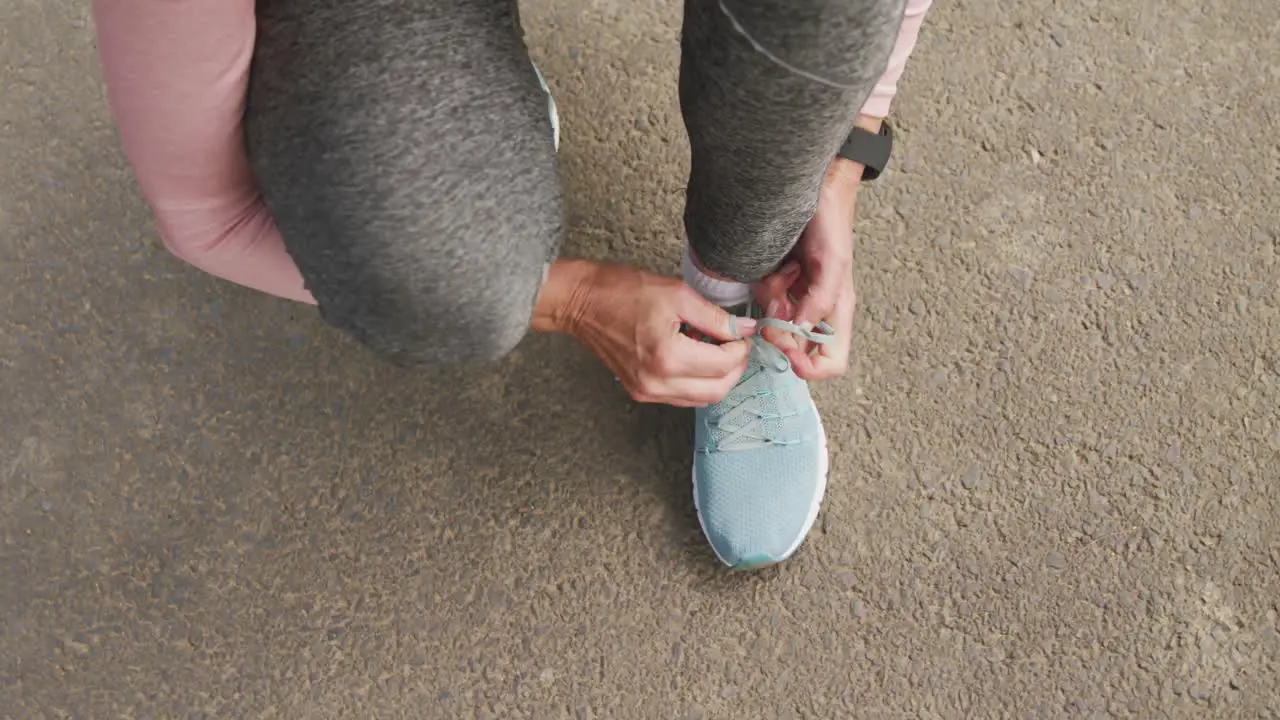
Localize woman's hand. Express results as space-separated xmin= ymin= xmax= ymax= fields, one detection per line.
xmin=753 ymin=154 xmax=864 ymax=382
xmin=535 ymin=259 xmax=756 ymax=407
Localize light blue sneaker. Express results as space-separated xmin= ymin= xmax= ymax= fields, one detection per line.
xmin=693 ymin=307 xmax=835 ymax=570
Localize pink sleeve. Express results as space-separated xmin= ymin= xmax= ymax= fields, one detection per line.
xmin=860 ymin=0 xmax=932 ymax=118
xmin=92 ymin=0 xmax=314 ymax=304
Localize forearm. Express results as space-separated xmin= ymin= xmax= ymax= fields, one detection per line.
xmin=833 ymin=0 xmax=933 ymax=203
xmin=93 ymin=0 xmax=314 ymax=304
xmin=154 ymin=197 xmax=316 ymax=305
xmin=859 ymin=0 xmax=933 ymax=119
xmin=817 ymin=114 xmax=883 ymax=228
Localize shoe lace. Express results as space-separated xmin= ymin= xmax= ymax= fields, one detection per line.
xmin=704 ymin=317 xmax=835 ymax=452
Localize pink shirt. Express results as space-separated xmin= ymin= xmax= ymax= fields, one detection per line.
xmin=91 ymin=0 xmax=931 ymax=304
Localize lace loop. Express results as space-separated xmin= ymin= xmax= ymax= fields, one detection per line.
xmin=750 ymin=317 xmax=835 ymax=372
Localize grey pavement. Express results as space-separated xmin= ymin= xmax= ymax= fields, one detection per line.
xmin=2 ymin=0 xmax=1279 ymax=717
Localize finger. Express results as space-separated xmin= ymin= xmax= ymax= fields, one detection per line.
xmin=791 ymin=285 xmax=856 ymax=381
xmin=666 ymin=335 xmax=752 ymax=378
xmin=792 ymin=258 xmax=849 ymax=329
xmin=656 ymin=369 xmax=749 ymax=406
xmin=752 ymin=284 xmax=790 ymax=320
xmin=630 ymin=390 xmax=703 ymax=409
xmin=752 ymin=262 xmax=800 ymax=304
xmin=775 ymin=259 xmax=802 ymax=279
xmin=633 ymin=393 xmax=702 ymax=409
xmin=785 ymin=334 xmax=847 ymax=380
xmin=761 ymin=274 xmax=810 ymax=352
xmin=760 ymin=304 xmax=799 ymax=354
xmin=751 ymin=263 xmax=801 ymax=319
xmin=676 ymin=288 xmax=757 ymax=341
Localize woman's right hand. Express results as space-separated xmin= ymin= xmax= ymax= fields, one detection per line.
xmin=534 ymin=259 xmax=756 ymax=407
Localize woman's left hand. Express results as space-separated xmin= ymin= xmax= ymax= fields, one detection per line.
xmin=752 ymin=156 xmax=863 ymax=382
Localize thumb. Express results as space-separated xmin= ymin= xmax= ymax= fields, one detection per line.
xmin=677 ymin=289 xmax=757 ymax=342
xmin=792 ymin=267 xmax=841 ymax=329
xmin=751 ymin=260 xmax=802 ymax=319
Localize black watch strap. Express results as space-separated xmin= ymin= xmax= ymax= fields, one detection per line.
xmin=837 ymin=120 xmax=893 ymax=181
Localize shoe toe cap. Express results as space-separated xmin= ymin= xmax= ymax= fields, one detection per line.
xmin=695 ymin=450 xmax=824 ymax=570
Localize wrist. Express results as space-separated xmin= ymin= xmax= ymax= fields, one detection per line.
xmin=825 ymin=156 xmax=864 ymax=200
xmin=823 ymin=114 xmax=882 ymax=221
xmin=829 ymin=114 xmax=885 ymax=190
xmin=531 ymin=258 xmax=598 ymax=335
xmin=822 ymin=160 xmax=862 ymax=224
xmin=830 ymin=114 xmax=884 ymax=183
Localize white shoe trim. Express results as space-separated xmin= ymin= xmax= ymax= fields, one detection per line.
xmin=532 ymin=64 xmax=559 ymax=152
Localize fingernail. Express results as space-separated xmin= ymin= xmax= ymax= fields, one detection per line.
xmin=779 ymin=261 xmax=800 ymax=276
xmin=766 ymin=301 xmax=780 ymax=318
xmin=737 ymin=318 xmax=758 ymax=335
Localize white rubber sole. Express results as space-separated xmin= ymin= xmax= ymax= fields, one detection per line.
xmin=692 ymin=396 xmax=829 ymax=570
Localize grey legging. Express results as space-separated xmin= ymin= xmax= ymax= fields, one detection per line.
xmin=244 ymin=0 xmax=905 ymax=366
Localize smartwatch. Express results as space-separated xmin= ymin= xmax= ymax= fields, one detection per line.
xmin=836 ymin=120 xmax=893 ymax=181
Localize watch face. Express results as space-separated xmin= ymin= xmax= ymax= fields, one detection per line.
xmin=840 ymin=121 xmax=892 ymax=181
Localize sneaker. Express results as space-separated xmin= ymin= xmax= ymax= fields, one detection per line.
xmin=692 ymin=305 xmax=835 ymax=570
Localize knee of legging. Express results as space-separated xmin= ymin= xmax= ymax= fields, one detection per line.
xmin=261 ymin=178 xmax=562 ymax=366
xmin=243 ymin=53 xmax=563 ymax=365
xmin=258 ymin=165 xmax=562 ymax=367
xmin=312 ymin=245 xmax=553 ymax=368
